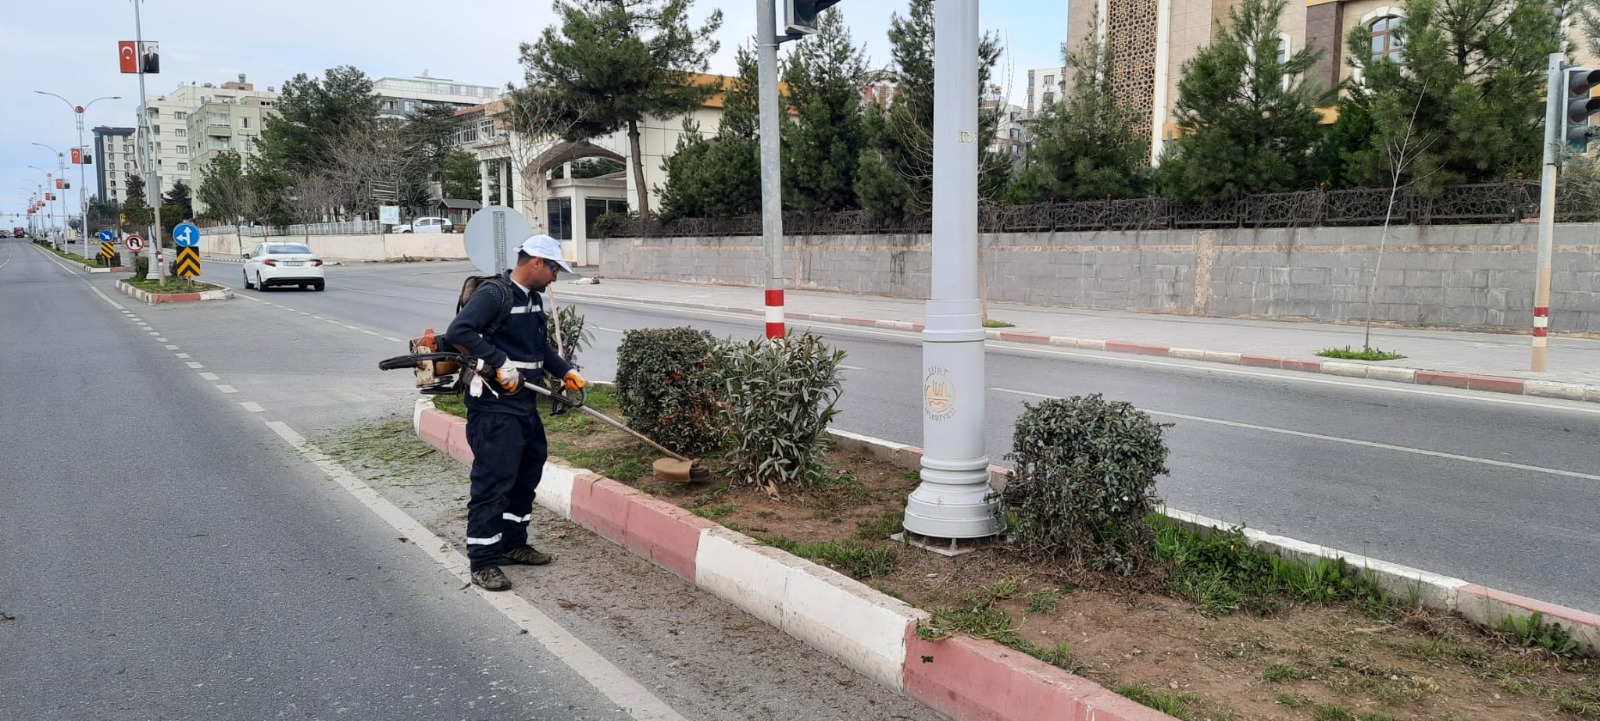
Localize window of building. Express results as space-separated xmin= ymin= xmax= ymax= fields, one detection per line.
xmin=1009 ymin=128 xmax=1022 ymax=140
xmin=175 ymin=111 xmax=187 ymax=120
xmin=177 ymin=162 xmax=188 ymax=171
xmin=584 ymin=198 xmax=631 ymax=238
xmin=177 ymin=146 xmax=187 ymax=155
xmin=548 ymin=198 xmax=574 ymax=240
xmin=151 ymin=125 xmax=161 ymax=135
xmin=1042 ymin=91 xmax=1055 ymax=106
xmin=1044 ymin=75 xmax=1055 ymax=87
xmin=1370 ymin=16 xmax=1402 ymax=61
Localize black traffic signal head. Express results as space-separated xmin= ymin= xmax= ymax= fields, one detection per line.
xmin=1564 ymin=66 xmax=1600 ymax=152
xmin=785 ymin=0 xmax=843 ymax=37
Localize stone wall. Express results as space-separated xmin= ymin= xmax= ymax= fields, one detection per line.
xmin=201 ymin=231 xmax=469 ymax=262
xmin=597 ymin=223 xmax=1600 ymax=333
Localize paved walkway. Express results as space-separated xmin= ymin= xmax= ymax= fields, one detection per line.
xmin=555 ymin=276 xmax=1600 ymax=392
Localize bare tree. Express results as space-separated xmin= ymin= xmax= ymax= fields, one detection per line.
xmin=1362 ymin=83 xmax=1442 ymax=351
xmin=496 ymin=85 xmax=598 ymax=234
xmin=324 ymin=120 xmax=432 ymax=220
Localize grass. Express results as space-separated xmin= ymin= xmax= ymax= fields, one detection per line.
xmin=917 ymin=580 xmax=1026 ymax=646
xmin=1312 ymin=705 xmax=1353 ymax=721
xmin=123 ymin=275 xmax=221 ymax=294
xmin=1275 ymin=692 xmax=1312 ymax=708
xmin=854 ymin=508 xmax=903 ymax=540
xmin=1502 ymin=611 xmax=1580 ymax=656
xmin=1316 ymin=345 xmax=1406 ymax=361
xmin=1265 ymin=662 xmax=1306 ymax=682
xmin=982 ymin=319 xmax=1015 ymax=328
xmin=692 ymin=503 xmax=739 ymax=520
xmin=47 ymin=245 xmax=100 ymax=265
xmin=1114 ymin=683 xmax=1193 ymax=719
xmin=754 ymin=533 xmax=900 ymax=579
xmin=1026 ymin=588 xmax=1060 ymax=614
xmin=1151 ymin=516 xmax=1392 ymax=618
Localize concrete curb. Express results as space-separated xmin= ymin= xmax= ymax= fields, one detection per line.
xmin=826 ymin=431 xmax=1600 ymax=657
xmin=114 ymin=279 xmax=234 ymax=305
xmin=79 ymin=263 xmax=129 ymax=274
xmin=557 ymin=289 xmax=1600 ymax=405
xmin=414 ymin=403 xmax=1175 ymax=721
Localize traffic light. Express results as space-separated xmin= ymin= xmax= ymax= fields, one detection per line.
xmin=785 ymin=0 xmax=843 ymax=36
xmin=1563 ymin=66 xmax=1600 ymax=152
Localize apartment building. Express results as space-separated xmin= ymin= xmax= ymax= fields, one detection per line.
xmin=373 ymin=75 xmax=503 ymax=119
xmin=1026 ymin=66 xmax=1068 ymax=114
xmin=92 ymin=126 xmax=137 ymax=204
xmin=139 ymin=75 xmax=278 ymax=198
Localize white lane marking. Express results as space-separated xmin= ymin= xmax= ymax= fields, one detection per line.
xmin=137 ymin=324 xmax=151 ymax=329
xmin=90 ymin=287 xmax=127 ymax=310
xmin=148 ymin=331 xmax=161 ymax=336
xmin=239 ymin=401 xmax=264 ymax=413
xmin=215 ymin=385 xmax=238 ymax=394
xmin=263 ymin=421 xmax=690 ymax=721
xmin=175 ymin=353 xmax=190 ymax=358
xmin=155 ymin=337 xmax=168 ymax=342
xmin=0 ymin=242 xmax=13 ymax=271
xmin=993 ymin=387 xmax=1600 ymax=483
xmin=166 ymin=345 xmax=181 ymax=350
xmin=199 ymin=372 xmax=220 ymax=381
xmin=342 ymin=324 xmax=361 ymax=330
xmin=383 ymin=336 xmax=404 ymax=343
xmin=362 ymin=330 xmax=379 ymax=336
xmin=186 ymin=362 xmax=204 ymax=369
xmin=839 ymin=364 xmax=865 ymax=371
xmin=594 ymin=326 xmax=623 ymax=333
xmin=988 ymin=342 xmax=1600 ymax=417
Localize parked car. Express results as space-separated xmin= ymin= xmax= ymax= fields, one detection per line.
xmin=12 ymin=228 xmax=25 ymax=238
xmin=242 ymin=242 xmax=325 ymax=291
xmin=393 ymin=216 xmax=452 ymax=234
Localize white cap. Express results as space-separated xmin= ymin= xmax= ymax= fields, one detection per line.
xmin=517 ymin=234 xmax=573 ymax=273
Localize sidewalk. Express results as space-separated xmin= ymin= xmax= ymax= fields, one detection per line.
xmin=557 ymin=277 xmax=1600 ymax=400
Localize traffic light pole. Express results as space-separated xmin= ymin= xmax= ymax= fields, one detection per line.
xmin=757 ymin=0 xmax=785 ymax=338
xmin=1534 ymin=52 xmax=1561 ymax=373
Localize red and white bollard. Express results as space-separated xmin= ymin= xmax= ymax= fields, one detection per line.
xmin=765 ymin=288 xmax=785 ymax=339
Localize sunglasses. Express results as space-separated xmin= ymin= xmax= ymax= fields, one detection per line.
xmin=543 ymin=259 xmax=562 ymax=274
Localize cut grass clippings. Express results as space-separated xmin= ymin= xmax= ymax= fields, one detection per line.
xmin=1317 ymin=345 xmax=1407 ymax=361
xmin=420 ymin=386 xmax=1600 ymax=721
xmin=982 ymin=318 xmax=1015 ymax=328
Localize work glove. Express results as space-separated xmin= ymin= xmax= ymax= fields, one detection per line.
xmin=496 ymin=363 xmax=522 ymax=394
xmin=564 ymin=370 xmax=585 ymax=393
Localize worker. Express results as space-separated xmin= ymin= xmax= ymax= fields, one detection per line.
xmin=444 ymin=235 xmax=585 ymax=591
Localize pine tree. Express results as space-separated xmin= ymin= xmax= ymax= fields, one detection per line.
xmin=1010 ymin=8 xmax=1151 ymax=203
xmin=1155 ymin=0 xmax=1333 ymax=202
xmin=1336 ymin=0 xmax=1559 ymax=193
xmin=656 ymin=44 xmax=762 ymax=219
xmin=520 ymin=0 xmax=724 ymax=220
xmin=163 ymin=180 xmax=193 ymax=219
xmin=122 ymin=174 xmax=153 ymax=229
xmin=782 ymin=8 xmax=870 ymax=213
xmin=855 ymin=0 xmax=1004 ymax=220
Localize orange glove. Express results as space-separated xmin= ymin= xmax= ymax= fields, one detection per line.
xmin=495 ymin=363 xmax=522 ymax=393
xmin=564 ymin=370 xmax=585 ymax=392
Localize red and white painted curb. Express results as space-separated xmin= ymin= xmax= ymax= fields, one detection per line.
xmin=115 ymin=279 xmax=233 ymax=305
xmin=414 ymin=401 xmax=1170 ymax=721
xmin=81 ymin=264 xmax=130 ymax=274
xmin=415 ymin=402 xmax=1599 ymax=720
xmin=559 ymin=289 xmax=1600 ymax=405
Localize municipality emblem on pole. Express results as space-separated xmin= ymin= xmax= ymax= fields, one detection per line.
xmin=923 ymin=367 xmax=954 ymax=421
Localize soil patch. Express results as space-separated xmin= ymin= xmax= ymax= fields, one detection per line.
xmin=441 ymin=390 xmax=1600 ymax=721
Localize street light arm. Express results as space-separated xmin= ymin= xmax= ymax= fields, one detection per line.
xmin=33 ymin=90 xmax=73 ymax=110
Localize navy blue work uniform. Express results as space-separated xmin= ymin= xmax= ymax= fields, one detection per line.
xmin=443 ymin=272 xmax=572 ymax=571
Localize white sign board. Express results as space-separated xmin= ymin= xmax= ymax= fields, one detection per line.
xmin=463 ymin=205 xmax=534 ymax=276
xmin=379 ymin=205 xmax=400 ymax=225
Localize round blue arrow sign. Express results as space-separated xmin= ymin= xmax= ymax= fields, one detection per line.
xmin=98 ymin=229 xmax=115 ymax=242
xmin=173 ymin=221 xmax=200 ymax=248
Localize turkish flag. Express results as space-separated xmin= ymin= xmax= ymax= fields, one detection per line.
xmin=119 ymin=41 xmax=137 ymax=73
xmin=55 ymin=179 xmax=63 ymax=189
xmin=71 ymin=148 xmax=82 ymax=164
xmin=46 ymin=193 xmax=54 ymax=201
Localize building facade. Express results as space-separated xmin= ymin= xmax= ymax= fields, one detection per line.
xmin=92 ymin=126 xmax=136 ymax=205
xmin=140 ymin=76 xmax=278 ymax=199
xmin=1025 ymin=66 xmax=1068 ymax=114
xmin=373 ymin=75 xmax=503 ymax=119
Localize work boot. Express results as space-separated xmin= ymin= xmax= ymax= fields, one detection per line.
xmin=499 ymin=545 xmax=553 ymax=566
xmin=471 ymin=566 xmax=512 ymax=591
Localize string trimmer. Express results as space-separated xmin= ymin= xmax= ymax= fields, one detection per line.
xmin=379 ymin=350 xmax=709 ymax=483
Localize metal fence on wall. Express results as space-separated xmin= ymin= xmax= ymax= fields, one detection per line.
xmin=597 ymin=180 xmax=1600 ymax=239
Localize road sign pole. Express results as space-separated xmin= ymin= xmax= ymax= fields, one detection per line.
xmin=904 ymin=0 xmax=1000 ymax=543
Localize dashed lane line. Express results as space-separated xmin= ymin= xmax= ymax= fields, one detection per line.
xmin=215 ymin=385 xmax=237 ymax=394
xmin=264 ymin=421 xmax=691 ymax=721
xmin=199 ymin=372 xmax=220 ymax=381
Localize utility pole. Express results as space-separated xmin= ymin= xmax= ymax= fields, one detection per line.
xmin=132 ymin=0 xmax=165 ymax=282
xmin=903 ymin=0 xmax=1001 ymax=543
xmin=1534 ymin=52 xmax=1561 ymax=372
xmin=757 ymin=0 xmax=785 ymax=339
xmin=36 ymin=92 xmax=122 ymax=260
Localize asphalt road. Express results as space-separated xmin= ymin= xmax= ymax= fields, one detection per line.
xmin=1 ymin=240 xmax=937 ymax=721
xmin=191 ymin=256 xmax=1600 ymax=614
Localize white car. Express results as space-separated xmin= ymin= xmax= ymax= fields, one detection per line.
xmin=393 ymin=216 xmax=452 ymax=234
xmin=242 ymin=242 xmax=326 ymax=291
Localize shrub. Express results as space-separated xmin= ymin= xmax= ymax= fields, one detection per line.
xmin=131 ymin=255 xmax=149 ymax=278
xmin=711 ymin=332 xmax=846 ymax=495
xmin=546 ymin=305 xmax=593 ymax=371
xmin=1000 ymin=394 xmax=1171 ymax=575
xmin=615 ymin=327 xmax=721 ymax=456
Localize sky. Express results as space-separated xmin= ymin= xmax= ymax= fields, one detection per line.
xmin=0 ymin=0 xmax=1067 ymax=226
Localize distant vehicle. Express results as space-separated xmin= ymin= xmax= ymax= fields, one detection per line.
xmin=242 ymin=242 xmax=325 ymax=292
xmin=12 ymin=228 xmax=24 ymax=238
xmin=393 ymin=216 xmax=452 ymax=234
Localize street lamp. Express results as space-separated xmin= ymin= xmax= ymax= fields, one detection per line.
xmin=32 ymin=144 xmax=69 ymax=249
xmin=26 ymin=165 xmax=59 ymax=248
xmin=36 ymin=91 xmax=121 ymax=259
